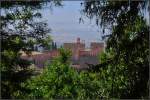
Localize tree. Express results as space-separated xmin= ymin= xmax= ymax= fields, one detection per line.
xmin=19 ymin=48 xmax=109 ymax=99
xmin=51 ymin=41 xmax=54 ymax=50
xmin=1 ymin=0 xmax=62 ymax=99
xmin=50 ymin=41 xmax=58 ymax=50
xmin=82 ymin=0 xmax=149 ymax=99
xmin=42 ymin=35 xmax=53 ymax=51
xmin=54 ymin=42 xmax=57 ymax=49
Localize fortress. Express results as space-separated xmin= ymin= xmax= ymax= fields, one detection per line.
xmin=21 ymin=38 xmax=104 ymax=70
xmin=64 ymin=38 xmax=104 ymax=69
xmin=64 ymin=38 xmax=104 ymax=59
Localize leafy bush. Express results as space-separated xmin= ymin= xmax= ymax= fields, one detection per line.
xmin=17 ymin=48 xmax=110 ymax=99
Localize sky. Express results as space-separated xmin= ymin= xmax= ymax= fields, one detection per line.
xmin=40 ymin=1 xmax=103 ymax=47
xmin=40 ymin=1 xmax=149 ymax=47
xmin=2 ymin=1 xmax=149 ymax=48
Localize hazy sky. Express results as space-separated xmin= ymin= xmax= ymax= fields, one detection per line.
xmin=40 ymin=1 xmax=103 ymax=47
xmin=40 ymin=1 xmax=149 ymax=47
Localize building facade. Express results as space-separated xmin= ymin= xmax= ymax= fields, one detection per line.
xmin=64 ymin=38 xmax=104 ymax=69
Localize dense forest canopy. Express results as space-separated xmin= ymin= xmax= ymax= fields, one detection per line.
xmin=1 ymin=0 xmax=149 ymax=99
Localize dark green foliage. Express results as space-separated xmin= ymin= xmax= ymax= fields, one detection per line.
xmin=19 ymin=48 xmax=109 ymax=99
xmin=57 ymin=48 xmax=72 ymax=64
xmin=82 ymin=0 xmax=149 ymax=99
xmin=54 ymin=42 xmax=57 ymax=49
xmin=42 ymin=35 xmax=53 ymax=51
xmin=1 ymin=0 xmax=61 ymax=99
xmin=1 ymin=0 xmax=62 ymax=9
xmin=82 ymin=0 xmax=147 ymax=28
xmin=50 ymin=41 xmax=57 ymax=50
